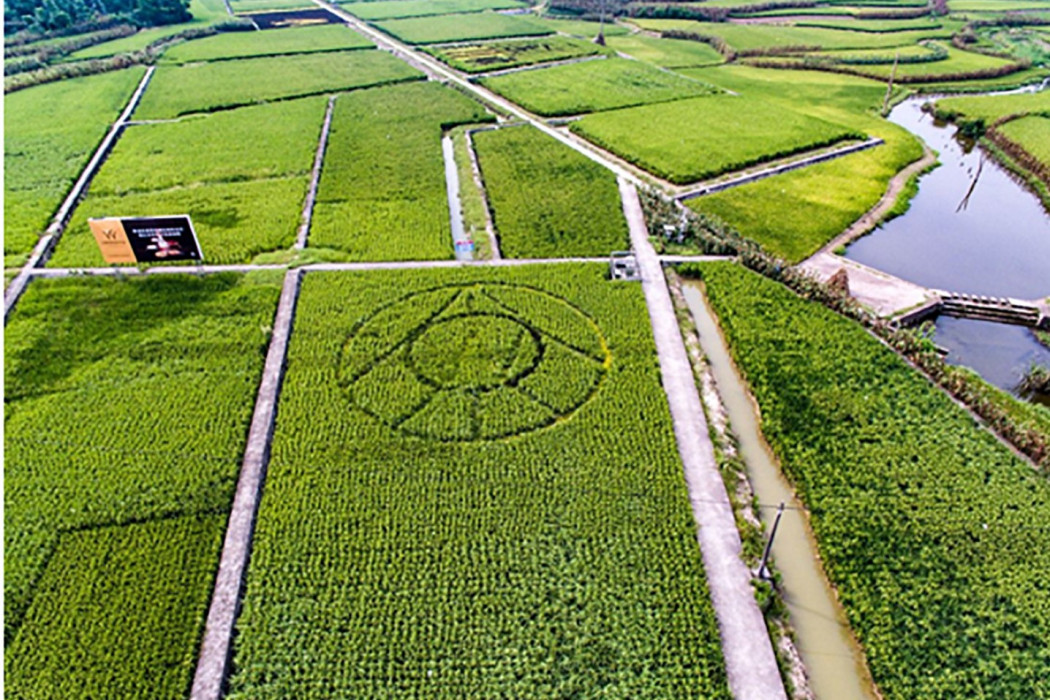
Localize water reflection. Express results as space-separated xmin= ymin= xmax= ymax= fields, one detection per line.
xmin=934 ymin=316 xmax=1050 ymax=406
xmin=846 ymin=97 xmax=1050 ymax=300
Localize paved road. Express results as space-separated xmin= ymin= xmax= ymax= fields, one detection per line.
xmin=190 ymin=269 xmax=303 ymax=700
xmin=799 ymin=252 xmax=937 ymax=318
xmin=620 ymin=178 xmax=786 ymax=700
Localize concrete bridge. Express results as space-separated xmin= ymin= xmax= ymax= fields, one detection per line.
xmin=798 ymin=253 xmax=1048 ymax=329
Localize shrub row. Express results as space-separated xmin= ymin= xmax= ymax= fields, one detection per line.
xmin=659 ymin=29 xmax=735 ymax=59
xmin=4 ymin=20 xmax=255 ymax=94
xmin=743 ymin=56 xmax=1030 ymax=84
xmin=3 ymin=24 xmax=136 ymax=60
xmin=985 ymin=123 xmax=1050 ymax=190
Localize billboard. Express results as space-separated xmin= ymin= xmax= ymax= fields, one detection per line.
xmin=89 ymin=216 xmax=203 ymax=264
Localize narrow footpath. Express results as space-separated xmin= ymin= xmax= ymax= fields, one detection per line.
xmin=4 ymin=65 xmax=156 ymax=321
xmin=190 ymin=269 xmax=303 ymax=700
xmin=296 ymin=95 xmax=336 ymax=249
xmin=620 ymin=178 xmax=786 ymax=700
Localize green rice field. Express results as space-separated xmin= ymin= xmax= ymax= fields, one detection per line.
xmin=374 ymin=12 xmax=552 ymax=44
xmin=50 ymin=97 xmax=326 ymax=267
xmin=936 ymin=89 xmax=1050 ymax=123
xmin=693 ymin=262 xmax=1050 ymax=699
xmin=161 ymin=24 xmax=373 ymax=63
xmin=571 ymin=92 xmax=862 ymax=183
xmin=480 ymin=57 xmax=717 ymax=116
xmin=681 ymin=65 xmax=923 ymax=261
xmin=133 ymin=49 xmax=421 ymax=119
xmin=997 ymin=115 xmax=1050 ymax=167
xmin=310 ymin=82 xmax=493 ymax=260
xmin=473 ymin=125 xmax=629 ymax=257
xmin=226 ymin=265 xmax=731 ymax=698
xmin=341 ymin=0 xmax=526 ymax=20
xmin=4 ymin=272 xmax=281 ymax=698
xmin=632 ymin=19 xmax=954 ymax=52
xmin=605 ymin=34 xmax=725 ymax=68
xmin=4 ymin=67 xmax=145 ymax=267
xmin=65 ymin=24 xmax=209 ymax=60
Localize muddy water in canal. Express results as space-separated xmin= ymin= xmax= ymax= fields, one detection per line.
xmin=683 ymin=282 xmax=877 ymax=700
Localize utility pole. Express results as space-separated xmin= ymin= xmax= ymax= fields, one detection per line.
xmin=595 ymin=0 xmax=606 ymax=46
xmin=756 ymin=502 xmax=785 ymax=582
xmin=882 ymin=51 xmax=899 ymax=117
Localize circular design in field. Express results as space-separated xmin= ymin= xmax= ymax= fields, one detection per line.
xmin=339 ymin=283 xmax=609 ymax=442
xmin=410 ymin=315 xmax=541 ymax=391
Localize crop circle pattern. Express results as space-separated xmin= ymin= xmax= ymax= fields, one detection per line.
xmin=339 ymin=283 xmax=609 ymax=441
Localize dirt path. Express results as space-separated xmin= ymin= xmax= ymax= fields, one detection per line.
xmin=809 ymin=145 xmax=936 ymax=258
xmin=621 ymin=178 xmax=787 ymax=700
xmin=31 ymin=256 xmax=732 ymax=279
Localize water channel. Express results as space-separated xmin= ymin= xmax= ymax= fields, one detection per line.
xmin=845 ymin=92 xmax=1050 ymax=396
xmin=682 ymin=283 xmax=877 ymax=700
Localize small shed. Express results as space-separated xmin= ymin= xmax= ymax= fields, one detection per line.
xmin=609 ymin=251 xmax=640 ymax=281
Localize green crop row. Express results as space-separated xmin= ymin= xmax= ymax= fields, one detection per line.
xmin=425 ymin=35 xmax=611 ymax=74
xmin=472 ymin=126 xmax=629 ymax=257
xmin=133 ymin=49 xmax=422 ymax=119
xmin=3 ymin=67 xmax=145 ymax=266
xmin=341 ymin=0 xmax=526 ymax=21
xmin=4 ymin=272 xmax=282 ymax=698
xmin=161 ymin=24 xmax=373 ymax=64
xmin=66 ymin=23 xmax=212 ymax=61
xmin=479 ymin=57 xmax=717 ymax=117
xmin=794 ymin=18 xmax=944 ymax=32
xmin=51 ymin=96 xmax=327 ymax=266
xmin=310 ymin=81 xmax=493 ymax=261
xmin=227 ymin=265 xmax=730 ymax=698
xmin=374 ymin=11 xmax=552 ymax=45
xmin=571 ymin=92 xmax=862 ymax=184
xmin=692 ymin=262 xmax=1050 ymax=698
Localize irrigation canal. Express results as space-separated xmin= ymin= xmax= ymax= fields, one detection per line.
xmin=683 ymin=282 xmax=877 ymax=700
xmin=846 ymin=91 xmax=1050 ymax=398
